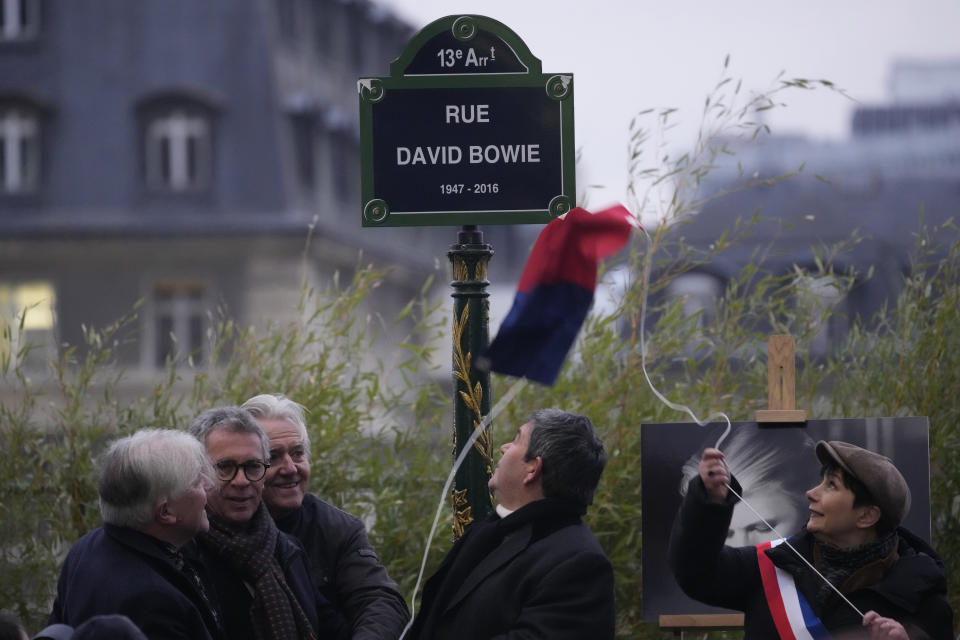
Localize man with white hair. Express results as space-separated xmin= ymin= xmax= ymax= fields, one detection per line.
xmin=48 ymin=429 xmax=224 ymax=640
xmin=241 ymin=393 xmax=409 ymax=640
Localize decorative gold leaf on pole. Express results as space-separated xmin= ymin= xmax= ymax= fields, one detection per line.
xmin=450 ymin=299 xmax=494 ymax=533
xmin=448 ymin=232 xmax=495 ymax=537
xmin=452 ymin=488 xmax=471 ymax=539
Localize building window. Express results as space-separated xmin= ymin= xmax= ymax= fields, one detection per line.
xmin=328 ymin=126 xmax=357 ymax=205
xmin=151 ymin=280 xmax=208 ymax=368
xmin=145 ymin=108 xmax=211 ymax=192
xmin=0 ymin=106 xmax=39 ymax=194
xmin=0 ymin=0 xmax=40 ymax=42
xmin=346 ymin=5 xmax=365 ymax=71
xmin=0 ymin=281 xmax=56 ymax=371
xmin=793 ymin=273 xmax=847 ymax=356
xmin=276 ymin=0 xmax=299 ymax=48
xmin=665 ymin=272 xmax=724 ymax=328
xmin=291 ymin=113 xmax=316 ymax=189
xmin=313 ymin=0 xmax=334 ymax=59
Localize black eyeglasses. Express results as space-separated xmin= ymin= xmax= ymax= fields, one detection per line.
xmin=213 ymin=459 xmax=270 ymax=482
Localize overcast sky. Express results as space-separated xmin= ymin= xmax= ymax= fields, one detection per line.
xmin=375 ymin=0 xmax=960 ymax=210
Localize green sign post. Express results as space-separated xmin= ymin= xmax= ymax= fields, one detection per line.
xmin=359 ymin=15 xmax=574 ymax=535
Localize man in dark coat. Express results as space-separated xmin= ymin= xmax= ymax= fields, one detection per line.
xmin=670 ymin=440 xmax=953 ymax=639
xmin=408 ymin=408 xmax=615 ymax=640
xmin=189 ymin=407 xmax=342 ymax=640
xmin=49 ymin=429 xmax=224 ymax=640
xmin=241 ymin=394 xmax=409 ymax=640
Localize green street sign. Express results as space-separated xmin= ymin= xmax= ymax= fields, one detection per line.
xmin=359 ymin=15 xmax=575 ymax=227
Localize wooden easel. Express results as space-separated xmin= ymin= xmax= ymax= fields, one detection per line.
xmin=658 ymin=613 xmax=744 ymax=638
xmin=658 ymin=335 xmax=805 ymax=638
xmin=755 ymin=334 xmax=807 ymax=424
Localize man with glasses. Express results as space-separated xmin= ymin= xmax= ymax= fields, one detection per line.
xmin=48 ymin=429 xmax=224 ymax=639
xmin=188 ymin=406 xmax=341 ymax=640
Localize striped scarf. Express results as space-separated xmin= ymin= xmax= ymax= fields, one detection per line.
xmin=201 ymin=504 xmax=317 ymax=640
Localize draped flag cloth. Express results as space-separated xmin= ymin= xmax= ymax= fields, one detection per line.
xmin=481 ymin=205 xmax=636 ymax=386
xmin=757 ymin=538 xmax=832 ymax=640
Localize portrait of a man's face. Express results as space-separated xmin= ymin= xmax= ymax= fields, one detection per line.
xmin=726 ymin=480 xmax=804 ymax=547
xmin=677 ymin=427 xmax=816 ymax=547
xmin=641 ymin=418 xmax=930 ymax=620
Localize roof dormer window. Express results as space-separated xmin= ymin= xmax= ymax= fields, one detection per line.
xmin=137 ymin=91 xmax=220 ymax=195
xmin=0 ymin=105 xmax=39 ymax=194
xmin=0 ymin=0 xmax=40 ymax=42
xmin=145 ymin=109 xmax=211 ymax=192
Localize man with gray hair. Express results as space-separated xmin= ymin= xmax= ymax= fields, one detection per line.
xmin=408 ymin=408 xmax=615 ymax=639
xmin=188 ymin=406 xmax=341 ymax=640
xmin=48 ymin=429 xmax=224 ymax=639
xmin=241 ymin=393 xmax=409 ymax=639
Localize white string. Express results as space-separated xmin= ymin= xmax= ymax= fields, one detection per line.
xmin=398 ymin=377 xmax=528 ymax=640
xmin=636 ymin=227 xmax=732 ymax=449
xmin=635 ymin=223 xmax=865 ymax=621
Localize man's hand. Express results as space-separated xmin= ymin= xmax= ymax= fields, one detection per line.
xmin=698 ymin=448 xmax=730 ymax=503
xmin=862 ymin=611 xmax=908 ymax=639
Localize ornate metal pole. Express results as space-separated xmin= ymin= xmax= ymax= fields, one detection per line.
xmin=448 ymin=225 xmax=494 ymax=538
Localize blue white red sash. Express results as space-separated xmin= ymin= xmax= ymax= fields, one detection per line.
xmin=756 ymin=538 xmax=831 ymax=640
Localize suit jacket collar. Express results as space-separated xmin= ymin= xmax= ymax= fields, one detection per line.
xmin=441 ymin=498 xmax=584 ymax=614
xmin=444 ymin=523 xmax=533 ymax=613
xmin=104 ymin=523 xmax=179 ymax=566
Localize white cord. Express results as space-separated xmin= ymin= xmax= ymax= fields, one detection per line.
xmin=398 ymin=378 xmax=528 ymax=640
xmin=636 ymin=227 xmax=732 ymax=448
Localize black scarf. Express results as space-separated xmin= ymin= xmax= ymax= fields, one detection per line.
xmin=200 ymin=504 xmax=316 ymax=640
xmin=813 ymin=530 xmax=899 ymax=609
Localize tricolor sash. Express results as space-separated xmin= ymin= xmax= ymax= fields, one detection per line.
xmin=756 ymin=538 xmax=831 ymax=640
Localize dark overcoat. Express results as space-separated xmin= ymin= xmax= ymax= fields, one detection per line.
xmin=669 ymin=477 xmax=953 ymax=639
xmin=275 ymin=493 xmax=409 ymax=639
xmin=196 ymin=527 xmax=343 ymax=640
xmin=409 ymin=499 xmax=615 ymax=640
xmin=49 ymin=524 xmax=223 ymax=640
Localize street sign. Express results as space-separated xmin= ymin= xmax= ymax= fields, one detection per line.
xmin=359 ymin=15 xmax=575 ymax=227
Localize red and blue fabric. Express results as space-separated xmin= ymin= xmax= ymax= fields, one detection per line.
xmin=481 ymin=205 xmax=636 ymax=386
xmin=757 ymin=538 xmax=832 ymax=640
